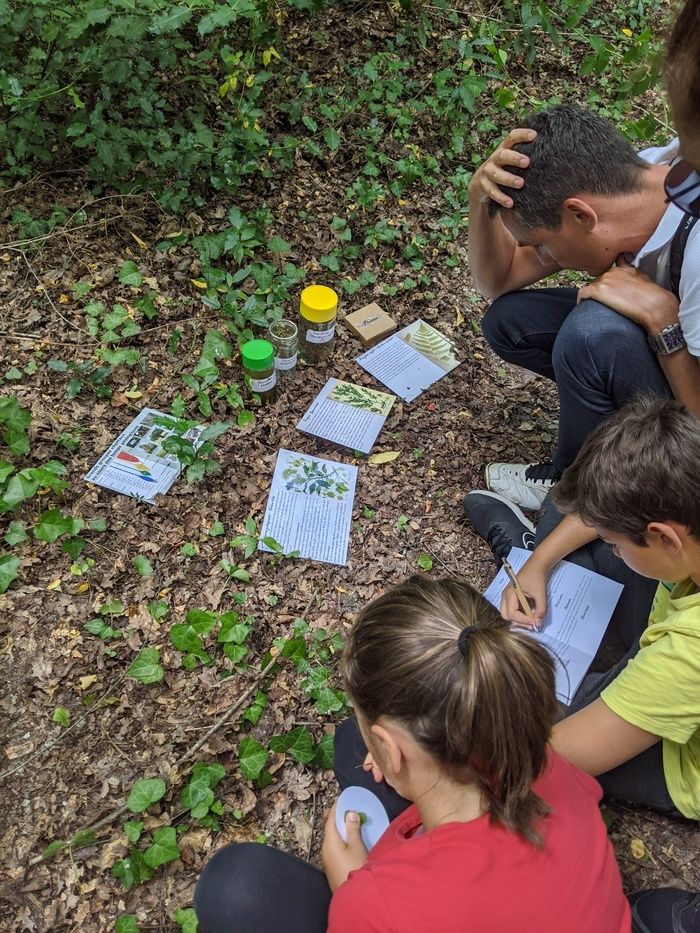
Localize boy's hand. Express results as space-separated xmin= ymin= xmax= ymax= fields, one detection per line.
xmin=577 ymin=257 xmax=681 ymax=333
xmin=363 ymin=750 xmax=384 ymax=783
xmin=468 ymin=128 xmax=537 ymax=208
xmin=321 ymin=802 xmax=369 ymax=892
xmin=500 ymin=559 xmax=548 ymax=627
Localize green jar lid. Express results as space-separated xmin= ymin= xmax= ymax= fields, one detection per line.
xmin=241 ymin=339 xmax=274 ymax=371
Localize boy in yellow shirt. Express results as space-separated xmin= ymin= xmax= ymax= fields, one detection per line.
xmin=478 ymin=397 xmax=700 ymax=818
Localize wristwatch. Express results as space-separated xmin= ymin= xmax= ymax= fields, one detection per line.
xmin=647 ymin=322 xmax=687 ymax=355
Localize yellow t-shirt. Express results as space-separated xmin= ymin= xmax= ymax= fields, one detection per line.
xmin=601 ymin=579 xmax=700 ymax=819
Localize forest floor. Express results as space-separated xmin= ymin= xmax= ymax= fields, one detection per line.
xmin=2 ymin=2 xmax=699 ymax=931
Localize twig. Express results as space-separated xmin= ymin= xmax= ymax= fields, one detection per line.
xmin=307 ymin=791 xmax=317 ymax=860
xmin=4 ymin=247 xmax=91 ymax=337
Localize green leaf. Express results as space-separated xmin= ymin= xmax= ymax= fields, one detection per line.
xmin=174 ymin=907 xmax=198 ymax=933
xmin=268 ymin=235 xmax=291 ymax=253
xmin=123 ymin=820 xmax=143 ymax=844
xmin=115 ymin=915 xmax=140 ymax=933
xmin=5 ymin=366 xmax=22 ymax=381
xmin=269 ymin=726 xmax=315 ymax=764
xmin=0 ymin=555 xmax=20 ymax=593
xmin=119 ymin=261 xmax=143 ymax=287
xmin=417 ymin=553 xmax=433 ymax=571
xmin=148 ymin=599 xmax=169 ymax=620
xmin=238 ymin=737 xmax=268 ymax=780
xmin=243 ymin=690 xmax=267 ymax=725
xmin=112 ymin=848 xmax=154 ymax=889
xmin=62 ymin=536 xmax=86 ymax=560
xmin=149 ymin=5 xmax=192 ymax=34
xmin=34 ymin=509 xmax=72 ymax=543
xmin=237 ymin=410 xmax=255 ymax=428
xmin=143 ymin=826 xmax=180 ymax=868
xmin=52 ymin=707 xmax=70 ymax=728
xmin=181 ymin=778 xmax=214 ymax=819
xmin=323 ymin=127 xmax=341 ymax=152
xmin=185 ymin=609 xmax=217 ymax=635
xmin=101 ymin=599 xmax=125 ymax=616
xmin=132 ymin=555 xmax=153 ymax=577
xmin=315 ymin=732 xmax=334 ymax=769
xmin=127 ymin=647 xmax=164 ymax=684
xmin=5 ymin=521 xmax=27 ymax=546
xmin=209 ymin=521 xmax=225 ymax=537
xmin=180 ymin=542 xmax=197 ymax=557
xmin=191 ymin=762 xmax=226 ymax=788
xmin=42 ymin=839 xmax=67 ymax=859
xmin=126 ymin=778 xmax=166 ymax=813
xmin=197 ymin=421 xmax=231 ymax=443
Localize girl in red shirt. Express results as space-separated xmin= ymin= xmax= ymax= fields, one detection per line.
xmin=195 ymin=576 xmax=630 ymax=933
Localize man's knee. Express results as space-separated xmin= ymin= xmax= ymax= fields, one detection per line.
xmin=481 ymin=292 xmax=525 ymax=354
xmin=552 ymin=298 xmax=644 ymax=368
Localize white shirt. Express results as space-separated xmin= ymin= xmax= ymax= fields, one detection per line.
xmin=635 ymin=139 xmax=700 ymax=356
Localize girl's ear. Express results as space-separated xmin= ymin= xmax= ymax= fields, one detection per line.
xmin=370 ymin=722 xmax=404 ymax=777
xmin=647 ymin=521 xmax=684 ymax=552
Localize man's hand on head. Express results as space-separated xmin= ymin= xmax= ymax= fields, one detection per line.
xmin=577 ymin=256 xmax=681 ymax=333
xmin=468 ymin=128 xmax=537 ymax=208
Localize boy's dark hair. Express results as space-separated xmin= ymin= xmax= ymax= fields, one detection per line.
xmin=343 ymin=576 xmax=558 ymax=847
xmin=553 ymin=397 xmax=700 ymax=544
xmin=666 ymin=0 xmax=700 ymax=122
xmin=487 ymin=104 xmax=647 ymax=230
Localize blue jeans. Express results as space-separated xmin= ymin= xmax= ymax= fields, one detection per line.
xmin=482 ymin=288 xmax=672 ymax=471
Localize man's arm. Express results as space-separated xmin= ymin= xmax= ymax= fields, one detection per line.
xmin=551 ymin=699 xmax=660 ymax=775
xmin=468 ymin=128 xmax=560 ymax=299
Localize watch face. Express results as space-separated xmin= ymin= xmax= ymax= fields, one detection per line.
xmin=664 ymin=325 xmax=686 ymax=351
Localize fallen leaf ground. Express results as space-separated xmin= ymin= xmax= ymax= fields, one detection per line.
xmin=2 ymin=4 xmax=699 ymax=931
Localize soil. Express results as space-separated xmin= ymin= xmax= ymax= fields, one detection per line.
xmin=1 ymin=4 xmax=699 ymax=931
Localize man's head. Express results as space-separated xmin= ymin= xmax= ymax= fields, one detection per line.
xmin=488 ymin=105 xmax=650 ymax=274
xmin=553 ymin=397 xmax=700 ymax=582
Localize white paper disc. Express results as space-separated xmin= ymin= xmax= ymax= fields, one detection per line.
xmin=335 ymin=786 xmax=390 ymax=851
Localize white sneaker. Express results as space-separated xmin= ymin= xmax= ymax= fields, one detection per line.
xmin=485 ymin=461 xmax=560 ymax=511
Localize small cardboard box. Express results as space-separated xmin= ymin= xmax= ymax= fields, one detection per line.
xmin=344 ymin=303 xmax=397 ymax=347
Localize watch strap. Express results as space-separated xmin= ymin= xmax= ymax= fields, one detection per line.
xmin=648 ymin=322 xmax=687 ymax=355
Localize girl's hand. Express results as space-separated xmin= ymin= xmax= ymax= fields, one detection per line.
xmin=321 ymin=802 xmax=369 ymax=892
xmin=500 ymin=559 xmax=548 ymax=627
xmin=363 ymin=751 xmax=384 ymax=784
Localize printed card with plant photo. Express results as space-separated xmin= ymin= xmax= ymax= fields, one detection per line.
xmin=297 ymin=378 xmax=395 ymax=454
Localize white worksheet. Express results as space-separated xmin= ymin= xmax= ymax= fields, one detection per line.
xmin=483 ymin=547 xmax=624 ymax=704
xmin=297 ymin=378 xmax=395 ymax=454
xmin=84 ymin=408 xmax=202 ymax=504
xmin=356 ymin=320 xmax=461 ymax=402
xmin=258 ymin=449 xmax=358 ymax=565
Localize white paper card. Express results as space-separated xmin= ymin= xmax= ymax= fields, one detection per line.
xmin=483 ymin=547 xmax=624 ymax=705
xmin=258 ymin=449 xmax=358 ymax=565
xmin=84 ymin=408 xmax=202 ymax=503
xmin=297 ymin=378 xmax=395 ymax=454
xmin=335 ymin=786 xmax=390 ymax=850
xmin=356 ymin=319 xmax=461 ymax=402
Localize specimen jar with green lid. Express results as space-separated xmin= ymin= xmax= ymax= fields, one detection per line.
xmin=241 ymin=338 xmax=277 ymax=402
xmin=298 ymin=284 xmax=338 ymax=363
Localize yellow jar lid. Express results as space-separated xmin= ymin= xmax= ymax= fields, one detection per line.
xmin=300 ymin=284 xmax=338 ymax=323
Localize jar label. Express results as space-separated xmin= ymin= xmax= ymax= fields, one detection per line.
xmin=250 ymin=373 xmax=277 ymax=392
xmin=275 ymin=354 xmax=298 ymax=371
xmin=306 ymin=324 xmax=335 ymax=344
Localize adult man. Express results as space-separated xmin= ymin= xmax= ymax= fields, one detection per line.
xmin=467 ymin=105 xmax=700 ymax=510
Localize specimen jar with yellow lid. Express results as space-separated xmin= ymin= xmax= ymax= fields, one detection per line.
xmin=298 ymin=284 xmax=338 ymax=363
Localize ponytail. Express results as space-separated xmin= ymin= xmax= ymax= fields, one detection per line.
xmin=343 ymin=576 xmax=558 ymax=846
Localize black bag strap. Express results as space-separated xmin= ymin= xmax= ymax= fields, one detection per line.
xmin=670 ymin=211 xmax=699 ymax=298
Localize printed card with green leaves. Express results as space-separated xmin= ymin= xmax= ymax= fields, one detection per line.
xmin=297 ymin=378 xmax=395 ymax=454
xmin=356 ymin=319 xmax=461 ymax=402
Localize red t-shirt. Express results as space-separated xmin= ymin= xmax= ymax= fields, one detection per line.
xmin=328 ymin=751 xmax=630 ymax=933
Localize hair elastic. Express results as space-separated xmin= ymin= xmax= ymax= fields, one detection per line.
xmin=457 ymin=626 xmax=477 ymax=657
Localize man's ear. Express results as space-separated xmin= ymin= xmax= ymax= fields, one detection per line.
xmin=370 ymin=722 xmax=404 ymax=777
xmin=647 ymin=520 xmax=684 ymax=552
xmin=562 ymin=197 xmax=598 ymax=231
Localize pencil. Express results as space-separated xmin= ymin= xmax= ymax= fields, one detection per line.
xmin=501 ymin=559 xmax=537 ymax=625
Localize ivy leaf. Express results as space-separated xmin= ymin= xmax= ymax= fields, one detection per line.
xmin=315 ymin=732 xmax=334 ymax=769
xmin=62 ymin=536 xmax=86 ymax=560
xmin=417 ymin=553 xmax=433 ymax=571
xmin=143 ymin=826 xmax=180 ymax=868
xmin=181 ymin=778 xmax=214 ymax=819
xmin=132 ymin=555 xmax=153 ymax=577
xmin=34 ymin=508 xmax=72 ymax=543
xmin=269 ymin=726 xmax=315 ymax=764
xmin=238 ymin=737 xmax=268 ymax=780
xmin=126 ymin=778 xmax=166 ymax=813
xmin=115 ymin=915 xmax=140 ymax=933
xmin=119 ymin=260 xmax=143 ymax=287
xmin=174 ymin=907 xmax=199 ymax=933
xmin=185 ymin=609 xmax=217 ymax=635
xmin=127 ymin=647 xmax=164 ymax=684
xmin=111 ymin=848 xmax=154 ymax=889
xmin=52 ymin=706 xmax=70 ymax=728
xmin=191 ymin=761 xmax=226 ymax=788
xmin=0 ymin=555 xmax=20 ymax=593
xmin=4 ymin=521 xmax=27 ymax=546
xmin=123 ymin=820 xmax=143 ymax=844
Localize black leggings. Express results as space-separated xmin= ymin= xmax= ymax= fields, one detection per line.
xmin=194 ymin=719 xmax=408 ymax=933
